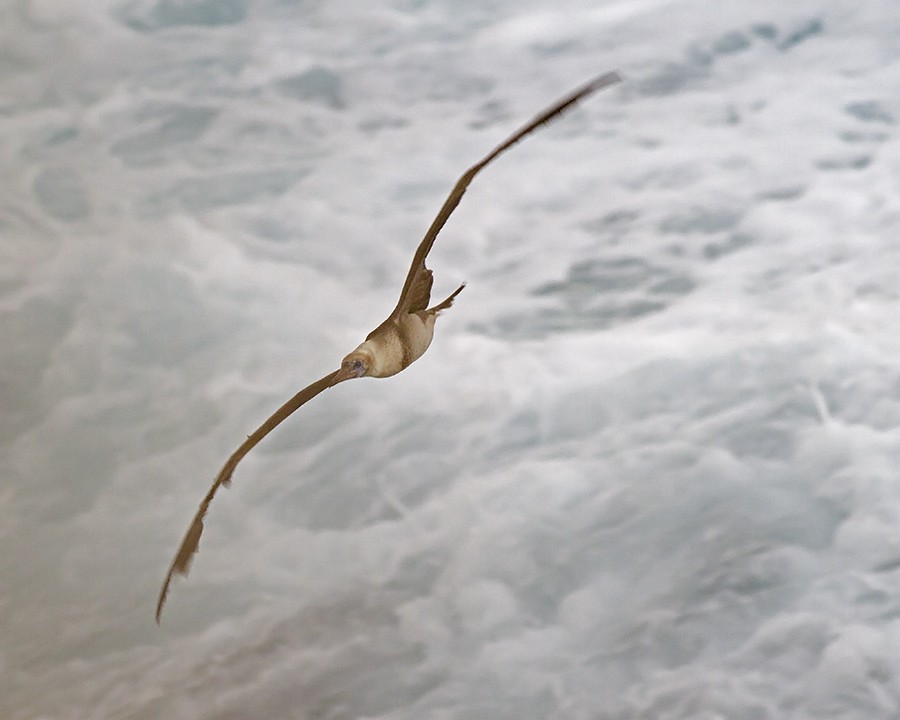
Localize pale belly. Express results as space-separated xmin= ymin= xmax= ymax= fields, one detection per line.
xmin=360 ymin=313 xmax=436 ymax=378
xmin=400 ymin=313 xmax=436 ymax=365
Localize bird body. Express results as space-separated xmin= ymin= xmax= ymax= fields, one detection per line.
xmin=348 ymin=314 xmax=433 ymax=379
xmin=350 ymin=283 xmax=466 ymax=378
xmin=358 ymin=313 xmax=433 ymax=378
xmin=155 ymin=70 xmax=622 ymax=622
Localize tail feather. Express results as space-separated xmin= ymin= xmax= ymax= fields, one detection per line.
xmin=428 ymin=282 xmax=465 ymax=313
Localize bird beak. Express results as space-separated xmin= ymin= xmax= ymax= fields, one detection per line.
xmin=332 ymin=365 xmax=359 ymax=385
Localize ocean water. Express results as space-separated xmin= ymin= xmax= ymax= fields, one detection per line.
xmin=3 ymin=0 xmax=900 ymax=718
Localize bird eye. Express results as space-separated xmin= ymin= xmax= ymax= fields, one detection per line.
xmin=352 ymin=360 xmax=364 ymax=372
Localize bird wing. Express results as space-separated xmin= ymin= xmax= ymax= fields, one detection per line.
xmin=405 ymin=266 xmax=434 ymax=314
xmin=156 ymin=369 xmax=340 ymax=622
xmin=390 ymin=70 xmax=621 ymax=318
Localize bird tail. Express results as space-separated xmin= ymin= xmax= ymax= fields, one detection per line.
xmin=429 ymin=282 xmax=465 ymax=313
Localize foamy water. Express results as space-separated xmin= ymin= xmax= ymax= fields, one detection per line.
xmin=3 ymin=1 xmax=900 ymax=718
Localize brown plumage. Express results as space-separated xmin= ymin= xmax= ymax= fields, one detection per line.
xmin=155 ymin=70 xmax=622 ymax=622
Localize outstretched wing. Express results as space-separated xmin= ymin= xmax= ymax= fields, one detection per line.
xmin=156 ymin=369 xmax=340 ymax=622
xmin=390 ymin=70 xmax=621 ymax=318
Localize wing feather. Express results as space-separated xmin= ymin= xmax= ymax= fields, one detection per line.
xmin=390 ymin=70 xmax=621 ymax=317
xmin=155 ymin=369 xmax=340 ymax=622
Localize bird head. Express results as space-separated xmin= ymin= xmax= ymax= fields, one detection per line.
xmin=334 ymin=346 xmax=374 ymax=383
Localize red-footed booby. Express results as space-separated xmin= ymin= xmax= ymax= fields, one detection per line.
xmin=156 ymin=71 xmax=621 ymax=622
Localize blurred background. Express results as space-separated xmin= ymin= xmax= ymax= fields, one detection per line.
xmin=3 ymin=0 xmax=900 ymax=717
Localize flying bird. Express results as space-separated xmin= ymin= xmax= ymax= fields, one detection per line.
xmin=156 ymin=70 xmax=622 ymax=622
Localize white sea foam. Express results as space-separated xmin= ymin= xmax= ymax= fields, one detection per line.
xmin=3 ymin=0 xmax=900 ymax=718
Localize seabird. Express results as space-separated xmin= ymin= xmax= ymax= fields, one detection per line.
xmin=156 ymin=70 xmax=622 ymax=622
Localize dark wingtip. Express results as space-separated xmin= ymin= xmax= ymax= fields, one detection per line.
xmin=590 ymin=69 xmax=623 ymax=89
xmin=155 ymin=577 xmax=169 ymax=624
xmin=575 ymin=71 xmax=622 ymax=104
xmin=155 ymin=514 xmax=206 ymax=623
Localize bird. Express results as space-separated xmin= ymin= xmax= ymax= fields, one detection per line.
xmin=155 ymin=70 xmax=622 ymax=622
